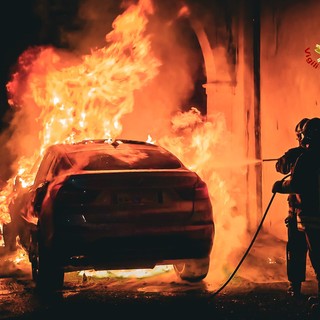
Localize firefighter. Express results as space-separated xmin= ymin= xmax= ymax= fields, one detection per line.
xmin=275 ymin=118 xmax=309 ymax=297
xmin=272 ymin=117 xmax=320 ymax=310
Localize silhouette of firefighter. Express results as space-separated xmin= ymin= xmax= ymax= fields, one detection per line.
xmin=273 ymin=117 xmax=320 ymax=313
xmin=275 ymin=118 xmax=309 ymax=297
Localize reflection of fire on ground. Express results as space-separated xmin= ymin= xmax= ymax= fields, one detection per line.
xmin=0 ymin=232 xmax=316 ymax=294
xmin=0 ymin=0 xmax=296 ymax=289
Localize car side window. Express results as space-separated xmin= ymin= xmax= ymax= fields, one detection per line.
xmin=51 ymin=156 xmax=72 ymax=178
xmin=33 ymin=151 xmax=56 ymax=186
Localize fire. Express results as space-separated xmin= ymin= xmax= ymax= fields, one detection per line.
xmin=79 ymin=265 xmax=173 ymax=280
xmin=1 ymin=1 xmax=160 ymax=226
xmin=146 ymin=134 xmax=155 ymax=144
xmin=1 ymin=0 xmax=249 ymax=285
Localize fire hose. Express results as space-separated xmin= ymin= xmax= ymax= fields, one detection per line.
xmin=262 ymin=158 xmax=279 ymax=162
xmin=211 ymin=173 xmax=291 ymax=297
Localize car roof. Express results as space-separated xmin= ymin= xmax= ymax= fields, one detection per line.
xmin=43 ymin=139 xmax=186 ymax=171
xmin=47 ymin=139 xmax=158 ymax=154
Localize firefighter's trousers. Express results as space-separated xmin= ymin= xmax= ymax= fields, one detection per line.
xmin=286 ymin=212 xmax=308 ymax=283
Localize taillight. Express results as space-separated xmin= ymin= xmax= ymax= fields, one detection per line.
xmin=193 ymin=179 xmax=213 ymax=222
xmin=53 ymin=184 xmax=99 ymax=205
xmin=195 ymin=179 xmax=210 ymax=200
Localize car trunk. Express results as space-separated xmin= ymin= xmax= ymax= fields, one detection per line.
xmin=49 ymin=170 xmax=213 ymax=266
xmin=53 ymin=170 xmax=200 ymax=225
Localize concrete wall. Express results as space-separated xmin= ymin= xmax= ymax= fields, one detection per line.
xmin=189 ymin=0 xmax=262 ymax=232
xmin=260 ymin=0 xmax=320 ymax=239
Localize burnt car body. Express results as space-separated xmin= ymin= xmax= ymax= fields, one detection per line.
xmin=21 ymin=139 xmax=214 ymax=291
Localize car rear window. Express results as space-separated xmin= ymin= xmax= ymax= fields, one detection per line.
xmin=66 ymin=148 xmax=183 ymax=170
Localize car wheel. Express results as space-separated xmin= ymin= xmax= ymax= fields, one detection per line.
xmin=29 ymin=231 xmax=39 ymax=282
xmin=174 ymin=257 xmax=210 ymax=282
xmin=35 ymin=240 xmax=64 ymax=292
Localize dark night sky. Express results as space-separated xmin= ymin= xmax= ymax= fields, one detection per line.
xmin=1 ymin=1 xmax=42 ymax=125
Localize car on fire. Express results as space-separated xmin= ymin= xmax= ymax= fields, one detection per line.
xmin=16 ymin=139 xmax=214 ymax=291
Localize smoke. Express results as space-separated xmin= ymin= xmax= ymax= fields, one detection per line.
xmin=62 ymin=0 xmax=121 ymax=53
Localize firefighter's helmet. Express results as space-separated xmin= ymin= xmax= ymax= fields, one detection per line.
xmin=295 ymin=118 xmax=309 ymax=143
xmin=301 ymin=117 xmax=320 ymax=148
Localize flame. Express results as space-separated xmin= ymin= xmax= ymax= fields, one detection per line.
xmin=1 ymin=1 xmax=160 ymax=225
xmin=79 ymin=265 xmax=173 ymax=280
xmin=1 ymin=0 xmax=251 ymax=285
xmin=146 ymin=134 xmax=155 ymax=144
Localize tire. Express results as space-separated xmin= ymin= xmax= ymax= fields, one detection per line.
xmin=174 ymin=257 xmax=210 ymax=282
xmin=29 ymin=231 xmax=39 ymax=282
xmin=34 ymin=237 xmax=64 ymax=292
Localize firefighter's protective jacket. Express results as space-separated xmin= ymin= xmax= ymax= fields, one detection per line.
xmin=280 ymin=147 xmax=320 ymax=230
xmin=276 ymin=146 xmax=304 ymax=210
xmin=276 ymin=146 xmax=304 ymax=175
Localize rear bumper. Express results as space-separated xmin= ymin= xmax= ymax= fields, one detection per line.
xmin=49 ymin=223 xmax=214 ymax=271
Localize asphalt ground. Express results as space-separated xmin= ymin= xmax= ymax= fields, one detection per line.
xmin=0 ymin=232 xmax=319 ymax=320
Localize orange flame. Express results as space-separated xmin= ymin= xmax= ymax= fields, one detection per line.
xmin=1 ymin=1 xmax=160 ymax=226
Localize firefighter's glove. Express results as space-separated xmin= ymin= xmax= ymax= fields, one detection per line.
xmin=284 ymin=216 xmax=290 ymax=226
xmin=272 ymin=180 xmax=283 ymax=193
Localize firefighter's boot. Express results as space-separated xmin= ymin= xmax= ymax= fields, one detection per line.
xmin=287 ymin=282 xmax=301 ymax=297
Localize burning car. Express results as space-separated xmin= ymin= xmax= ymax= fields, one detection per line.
xmin=18 ymin=139 xmax=214 ymax=291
